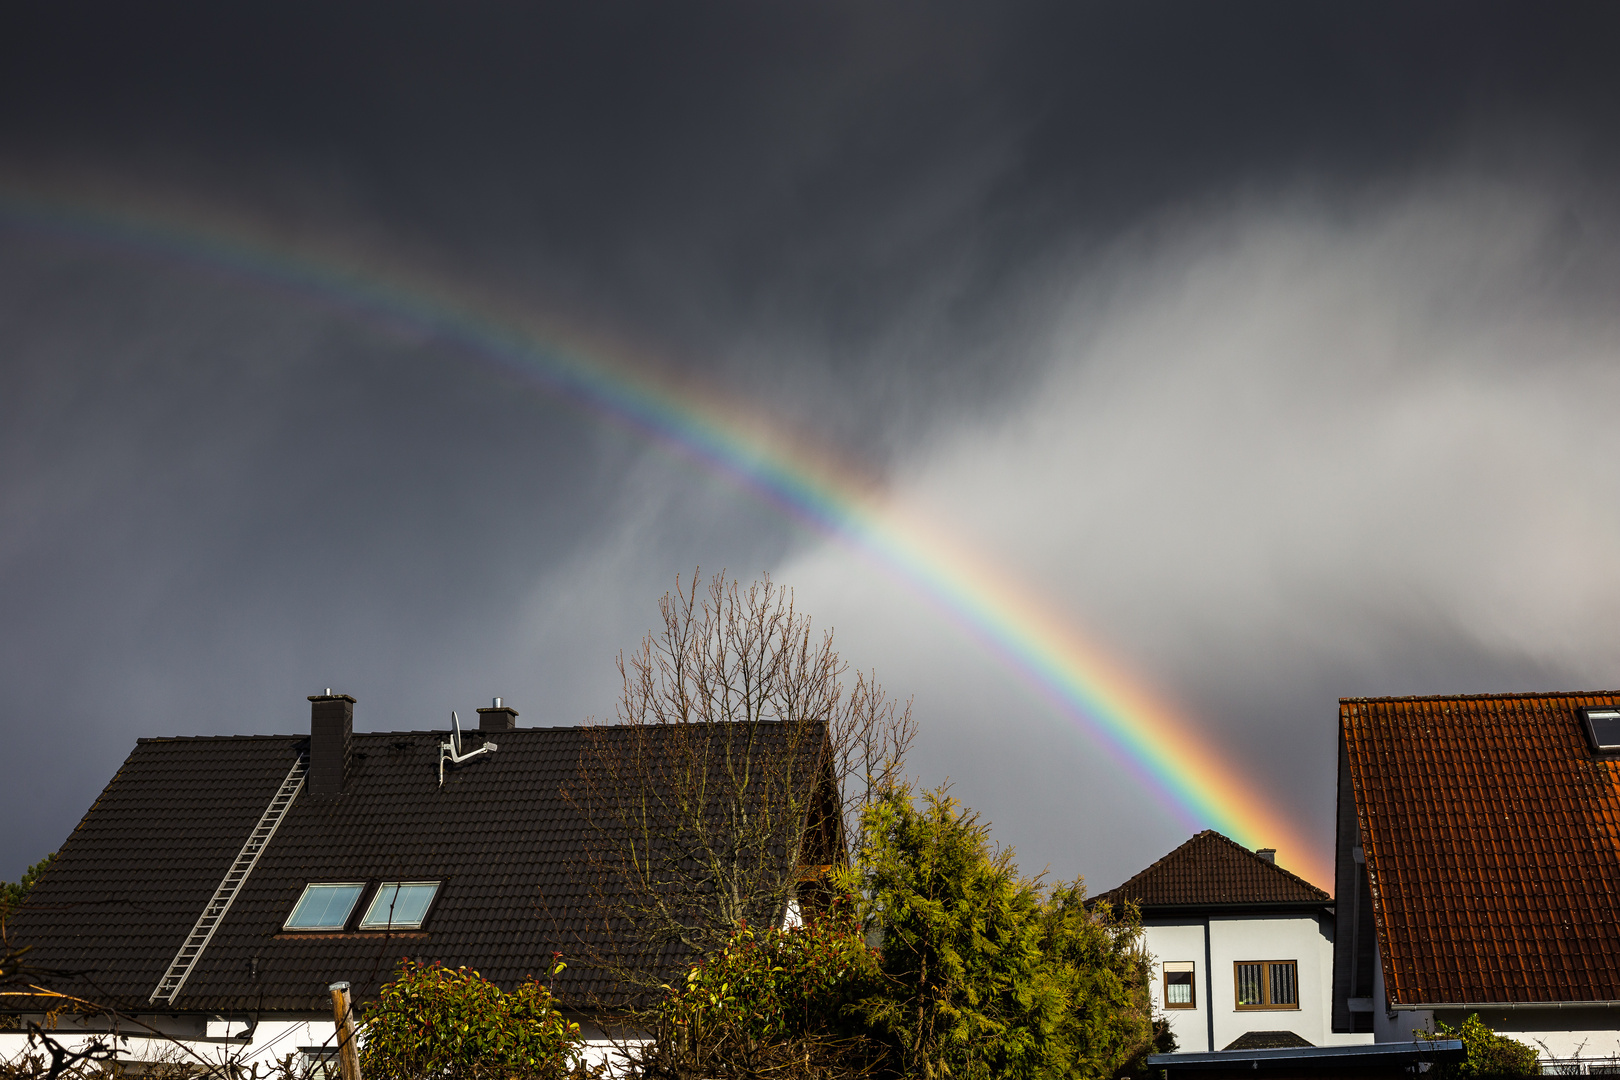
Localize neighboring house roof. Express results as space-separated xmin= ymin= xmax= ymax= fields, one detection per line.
xmin=1094 ymin=830 xmax=1329 ymax=913
xmin=7 ymin=714 xmax=833 ymax=1015
xmin=1148 ymin=1040 xmax=1465 ymax=1079
xmin=1223 ymin=1031 xmax=1313 ymax=1051
xmin=1342 ymin=691 xmax=1620 ymax=1007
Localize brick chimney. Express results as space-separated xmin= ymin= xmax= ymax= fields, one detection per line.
xmin=308 ymin=691 xmax=355 ymax=796
xmin=476 ymin=697 xmax=518 ymax=732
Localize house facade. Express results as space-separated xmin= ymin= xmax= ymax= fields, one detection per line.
xmin=0 ymin=692 xmax=837 ymax=1072
xmin=1097 ymin=831 xmax=1372 ymax=1053
xmin=1333 ymin=692 xmax=1620 ymax=1065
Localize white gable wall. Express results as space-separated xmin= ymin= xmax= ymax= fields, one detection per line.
xmin=1142 ymin=913 xmax=1372 ymax=1053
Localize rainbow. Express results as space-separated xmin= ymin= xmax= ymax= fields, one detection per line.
xmin=0 ymin=189 xmax=1331 ymax=887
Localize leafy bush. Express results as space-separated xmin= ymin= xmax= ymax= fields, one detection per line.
xmin=360 ymin=959 xmax=583 ymax=1080
xmin=663 ymin=896 xmax=882 ymax=1045
xmin=1421 ymin=1014 xmax=1539 ymax=1079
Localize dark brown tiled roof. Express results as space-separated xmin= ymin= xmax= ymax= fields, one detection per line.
xmin=1342 ymin=692 xmax=1620 ymax=1006
xmin=1095 ymin=830 xmax=1329 ymax=910
xmin=1223 ymin=1032 xmax=1313 ymax=1051
xmin=7 ymin=723 xmax=827 ymax=1014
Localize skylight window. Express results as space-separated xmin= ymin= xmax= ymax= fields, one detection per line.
xmin=359 ymin=882 xmax=441 ymax=930
xmin=284 ymin=883 xmax=365 ymax=930
xmin=1582 ymin=708 xmax=1620 ymax=753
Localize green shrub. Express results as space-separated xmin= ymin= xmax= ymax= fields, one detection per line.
xmin=647 ymin=787 xmax=1161 ymax=1080
xmin=852 ymin=786 xmax=1154 ymax=1080
xmin=1421 ymin=1014 xmax=1539 ymax=1079
xmin=359 ymin=958 xmax=582 ymax=1080
xmin=659 ymin=895 xmax=883 ymax=1051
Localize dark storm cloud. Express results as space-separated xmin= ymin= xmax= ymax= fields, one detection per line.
xmin=783 ymin=179 xmax=1620 ymax=881
xmin=3 ymin=2 xmax=1620 ymax=883
xmin=9 ymin=2 xmax=1619 ymax=423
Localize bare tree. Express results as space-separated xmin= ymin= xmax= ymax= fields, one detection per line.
xmin=562 ymin=571 xmax=913 ymax=1005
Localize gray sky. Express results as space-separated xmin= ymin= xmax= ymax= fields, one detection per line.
xmin=3 ymin=1 xmax=1620 ymax=889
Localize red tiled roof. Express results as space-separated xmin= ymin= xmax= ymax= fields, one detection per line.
xmin=1343 ymin=692 xmax=1620 ymax=1006
xmin=1095 ymin=830 xmax=1328 ymax=909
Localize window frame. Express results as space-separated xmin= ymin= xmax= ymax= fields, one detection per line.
xmin=357 ymin=880 xmax=442 ymax=931
xmin=282 ymin=882 xmax=368 ymax=932
xmin=1581 ymin=707 xmax=1620 ymax=754
xmin=1162 ymin=961 xmax=1197 ymax=1010
xmin=1233 ymin=960 xmax=1300 ymax=1011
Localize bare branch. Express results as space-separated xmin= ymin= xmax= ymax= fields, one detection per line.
xmin=559 ymin=571 xmax=913 ymax=1015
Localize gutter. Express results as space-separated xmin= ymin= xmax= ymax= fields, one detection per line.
xmin=1148 ymin=1039 xmax=1465 ymax=1072
xmin=1138 ymin=902 xmax=1334 ymax=919
xmin=1390 ymin=1000 xmax=1620 ymax=1012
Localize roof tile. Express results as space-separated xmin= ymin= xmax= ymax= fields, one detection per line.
xmin=1342 ymin=691 xmax=1620 ymax=1006
xmin=9 ymin=724 xmax=825 ymax=1013
xmin=1095 ymin=830 xmax=1328 ymax=909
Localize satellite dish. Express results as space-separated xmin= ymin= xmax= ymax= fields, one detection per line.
xmin=439 ymin=710 xmax=497 ymax=786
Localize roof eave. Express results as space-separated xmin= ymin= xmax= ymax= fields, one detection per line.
xmin=1391 ymin=999 xmax=1620 ymax=1011
xmin=1136 ymin=900 xmax=1333 ymax=918
xmin=1147 ymin=1040 xmax=1465 ymax=1071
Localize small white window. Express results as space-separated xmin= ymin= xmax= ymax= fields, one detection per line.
xmin=1163 ymin=961 xmax=1196 ymax=1009
xmin=359 ymin=881 xmax=441 ymax=930
xmin=284 ymin=883 xmax=366 ymax=930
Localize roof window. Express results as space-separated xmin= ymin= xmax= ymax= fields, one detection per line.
xmin=359 ymin=881 xmax=441 ymax=930
xmin=1582 ymin=708 xmax=1620 ymax=753
xmin=284 ymin=883 xmax=365 ymax=930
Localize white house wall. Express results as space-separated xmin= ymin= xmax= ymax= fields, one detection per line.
xmin=0 ymin=1014 xmax=641 ymax=1075
xmin=1142 ymin=914 xmax=1372 ymax=1053
xmin=0 ymin=1014 xmax=338 ymax=1073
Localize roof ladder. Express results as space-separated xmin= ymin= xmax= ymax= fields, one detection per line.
xmin=150 ymin=753 xmax=308 ymax=1004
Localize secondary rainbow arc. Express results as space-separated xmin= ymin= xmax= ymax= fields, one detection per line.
xmin=0 ymin=190 xmax=1330 ymax=887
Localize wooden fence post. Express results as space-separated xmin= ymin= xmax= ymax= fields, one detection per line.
xmin=329 ymin=980 xmax=363 ymax=1080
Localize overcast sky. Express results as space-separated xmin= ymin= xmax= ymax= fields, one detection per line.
xmin=4 ymin=2 xmax=1620 ymax=889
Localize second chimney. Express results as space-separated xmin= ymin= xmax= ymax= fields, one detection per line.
xmin=477 ymin=696 xmax=519 ymax=732
xmin=309 ymin=691 xmax=355 ymax=796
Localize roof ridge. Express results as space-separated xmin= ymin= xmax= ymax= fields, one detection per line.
xmin=1340 ymin=690 xmax=1620 ymax=704
xmin=136 ymin=721 xmax=832 ymax=744
xmin=1097 ymin=829 xmax=1329 ymax=905
xmin=136 ymin=734 xmax=305 ymax=743
xmin=1185 ymin=835 xmax=1321 ymax=900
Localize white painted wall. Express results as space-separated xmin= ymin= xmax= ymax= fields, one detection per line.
xmin=0 ymin=1014 xmax=338 ymax=1072
xmin=1141 ymin=921 xmax=1212 ymax=1052
xmin=1142 ymin=913 xmax=1372 ymax=1054
xmin=0 ymin=1014 xmax=645 ymax=1075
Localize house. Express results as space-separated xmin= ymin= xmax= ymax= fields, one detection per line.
xmin=0 ymin=692 xmax=839 ymax=1071
xmin=1095 ymin=830 xmax=1372 ymax=1053
xmin=1332 ymin=691 xmax=1620 ymax=1065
